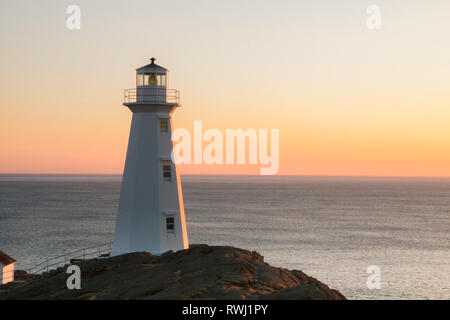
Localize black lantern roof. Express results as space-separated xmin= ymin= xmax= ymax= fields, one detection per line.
xmin=137 ymin=57 xmax=168 ymax=72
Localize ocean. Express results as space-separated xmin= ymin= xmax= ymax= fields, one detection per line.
xmin=0 ymin=174 xmax=448 ymax=300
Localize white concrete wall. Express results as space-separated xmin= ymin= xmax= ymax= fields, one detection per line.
xmin=1 ymin=263 xmax=15 ymax=284
xmin=112 ymin=105 xmax=188 ymax=255
xmin=158 ymin=114 xmax=189 ymax=252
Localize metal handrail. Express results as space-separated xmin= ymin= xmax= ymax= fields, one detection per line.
xmin=0 ymin=242 xmax=113 ymax=283
xmin=26 ymin=242 xmax=112 ymax=271
xmin=30 ymin=242 xmax=112 ymax=275
xmin=124 ymin=88 xmax=180 ymax=104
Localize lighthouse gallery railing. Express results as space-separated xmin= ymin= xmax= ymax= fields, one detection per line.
xmin=124 ymin=88 xmax=180 ymax=104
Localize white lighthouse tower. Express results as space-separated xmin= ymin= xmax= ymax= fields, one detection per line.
xmin=112 ymin=58 xmax=188 ymax=256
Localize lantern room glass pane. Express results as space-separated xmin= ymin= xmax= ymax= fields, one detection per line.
xmin=157 ymin=74 xmax=166 ymax=87
xmin=136 ymin=74 xmax=144 ymax=86
xmin=144 ymin=73 xmax=156 ymax=86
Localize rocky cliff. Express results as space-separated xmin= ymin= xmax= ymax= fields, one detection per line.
xmin=0 ymin=244 xmax=345 ymax=300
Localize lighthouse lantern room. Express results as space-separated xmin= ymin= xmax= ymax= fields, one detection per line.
xmin=112 ymin=58 xmax=188 ymax=256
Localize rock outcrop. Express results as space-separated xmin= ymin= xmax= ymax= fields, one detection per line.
xmin=0 ymin=245 xmax=345 ymax=300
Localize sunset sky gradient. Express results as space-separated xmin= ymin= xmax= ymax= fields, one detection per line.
xmin=1 ymin=0 xmax=450 ymax=176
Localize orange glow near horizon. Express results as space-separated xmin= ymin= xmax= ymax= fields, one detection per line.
xmin=1 ymin=1 xmax=450 ymax=177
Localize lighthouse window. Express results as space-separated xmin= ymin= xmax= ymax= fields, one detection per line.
xmin=144 ymin=73 xmax=156 ymax=86
xmin=163 ymin=164 xmax=172 ymax=181
xmin=166 ymin=217 xmax=175 ymax=233
xmin=160 ymin=119 xmax=168 ymax=132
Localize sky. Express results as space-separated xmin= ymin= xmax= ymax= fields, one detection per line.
xmin=1 ymin=0 xmax=450 ymax=176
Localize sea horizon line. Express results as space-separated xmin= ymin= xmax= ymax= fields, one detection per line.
xmin=1 ymin=173 xmax=450 ymax=179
